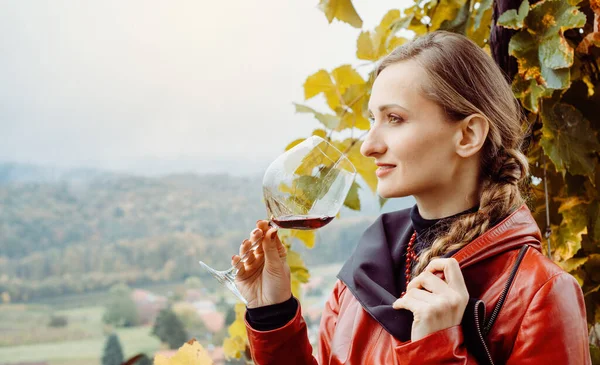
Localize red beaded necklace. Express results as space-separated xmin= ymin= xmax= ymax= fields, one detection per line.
xmin=400 ymin=231 xmax=417 ymax=298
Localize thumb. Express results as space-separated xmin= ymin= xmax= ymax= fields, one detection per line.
xmin=262 ymin=227 xmax=282 ymax=264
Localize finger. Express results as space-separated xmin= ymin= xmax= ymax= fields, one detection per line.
xmin=262 ymin=227 xmax=281 ymax=263
xmin=257 ymin=220 xmax=271 ymax=233
xmin=403 ymin=288 xmax=437 ymax=303
xmin=393 ymin=294 xmax=430 ymax=311
xmin=239 ymin=239 xmax=252 ymax=257
xmin=407 ymin=271 xmax=449 ymax=294
xmin=243 ymin=249 xmax=257 ymax=267
xmin=249 ymin=227 xmax=264 ymax=243
xmin=425 ymin=258 xmax=467 ymax=292
xmin=232 ymin=254 xmax=247 ymax=277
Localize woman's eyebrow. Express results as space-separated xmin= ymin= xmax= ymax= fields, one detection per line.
xmin=368 ymin=103 xmax=410 ymax=115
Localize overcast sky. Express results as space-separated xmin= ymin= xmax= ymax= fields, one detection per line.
xmin=0 ymin=0 xmax=409 ymax=175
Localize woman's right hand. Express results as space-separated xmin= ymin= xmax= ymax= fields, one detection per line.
xmin=233 ymin=220 xmax=292 ymax=309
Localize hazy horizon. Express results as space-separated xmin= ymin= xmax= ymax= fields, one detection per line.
xmin=0 ymin=0 xmax=409 ymax=175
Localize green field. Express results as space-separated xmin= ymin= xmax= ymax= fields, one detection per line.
xmin=0 ymin=264 xmax=342 ymax=365
xmin=0 ymin=303 xmax=162 ymax=365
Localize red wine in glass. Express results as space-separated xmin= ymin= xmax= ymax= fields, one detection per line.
xmin=272 ymin=215 xmax=334 ymax=230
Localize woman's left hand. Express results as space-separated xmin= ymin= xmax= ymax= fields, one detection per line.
xmin=392 ymin=258 xmax=469 ymax=341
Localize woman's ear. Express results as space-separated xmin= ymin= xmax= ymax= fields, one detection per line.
xmin=454 ymin=114 xmax=489 ymax=158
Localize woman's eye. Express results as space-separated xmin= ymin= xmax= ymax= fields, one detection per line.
xmin=368 ymin=116 xmax=375 ymax=127
xmin=388 ymin=114 xmax=404 ymax=124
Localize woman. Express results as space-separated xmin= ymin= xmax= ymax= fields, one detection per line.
xmin=233 ymin=31 xmax=591 ymax=364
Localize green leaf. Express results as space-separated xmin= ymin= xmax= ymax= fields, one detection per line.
xmin=467 ymin=0 xmax=493 ymax=47
xmin=318 ymin=0 xmax=363 ymax=28
xmin=525 ymin=0 xmax=586 ymax=37
xmin=343 ymin=181 xmax=361 ymax=210
xmin=539 ymin=33 xmax=574 ymax=69
xmin=508 ymin=0 xmax=586 ymax=89
xmin=512 ymin=73 xmax=551 ymax=113
xmin=540 ymin=101 xmax=600 ymax=178
xmin=294 ymin=103 xmax=340 ymax=130
xmin=498 ymin=0 xmax=530 ymax=29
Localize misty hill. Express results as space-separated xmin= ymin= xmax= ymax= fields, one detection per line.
xmin=0 ymin=162 xmax=412 ymax=302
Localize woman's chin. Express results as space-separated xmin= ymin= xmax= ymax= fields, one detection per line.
xmin=377 ymin=187 xmax=411 ymax=199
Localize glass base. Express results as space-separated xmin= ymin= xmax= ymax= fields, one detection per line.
xmin=198 ymin=261 xmax=248 ymax=305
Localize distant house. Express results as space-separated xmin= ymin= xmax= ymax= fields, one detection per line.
xmin=198 ymin=311 xmax=225 ymax=333
xmin=131 ymin=289 xmax=168 ymax=325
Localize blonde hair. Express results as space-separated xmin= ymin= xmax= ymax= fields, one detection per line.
xmin=375 ymin=31 xmax=529 ymax=276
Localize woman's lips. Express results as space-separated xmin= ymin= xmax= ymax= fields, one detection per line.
xmin=376 ymin=165 xmax=395 ymax=178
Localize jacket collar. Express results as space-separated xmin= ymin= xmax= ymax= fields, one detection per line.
xmin=337 ymin=203 xmax=541 ymax=342
xmin=451 ymin=204 xmax=542 ymax=268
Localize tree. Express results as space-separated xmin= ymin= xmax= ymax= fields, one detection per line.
xmin=221 ymin=0 xmax=600 ymax=360
xmin=101 ymin=333 xmax=124 ymax=365
xmin=152 ymin=307 xmax=189 ymax=349
xmin=102 ymin=283 xmax=139 ymax=327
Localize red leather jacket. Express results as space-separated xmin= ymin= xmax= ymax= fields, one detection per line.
xmin=245 ymin=205 xmax=591 ymax=364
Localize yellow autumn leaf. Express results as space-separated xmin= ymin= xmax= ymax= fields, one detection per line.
xmin=318 ymin=0 xmax=363 ymax=28
xmin=154 ymin=340 xmax=213 ymax=365
xmin=429 ymin=0 xmax=468 ymax=31
xmin=291 ymin=229 xmax=316 ymax=248
xmin=285 ymin=138 xmax=305 ymax=151
xmin=356 ymin=31 xmax=378 ymax=60
xmin=222 ymin=302 xmax=249 ymax=360
xmin=304 ymin=69 xmax=335 ymax=98
xmin=312 ymin=129 xmax=327 ymax=138
xmin=336 ymin=139 xmax=378 ymax=193
xmin=223 ymin=335 xmax=246 ymax=360
xmin=331 ymin=65 xmax=365 ymax=95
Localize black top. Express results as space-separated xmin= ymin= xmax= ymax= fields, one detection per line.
xmin=246 ymin=204 xmax=477 ymax=335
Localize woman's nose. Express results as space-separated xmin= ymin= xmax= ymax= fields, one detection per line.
xmin=360 ymin=127 xmax=387 ymax=157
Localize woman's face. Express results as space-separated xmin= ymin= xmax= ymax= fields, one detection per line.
xmin=361 ymin=60 xmax=463 ymax=199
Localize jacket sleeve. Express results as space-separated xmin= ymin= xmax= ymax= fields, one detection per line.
xmin=505 ymin=272 xmax=591 ymax=365
xmin=245 ymin=280 xmax=345 ymax=365
xmin=391 ymin=272 xmax=591 ymax=364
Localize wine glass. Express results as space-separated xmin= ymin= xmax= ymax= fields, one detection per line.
xmin=198 ymin=135 xmax=357 ymax=304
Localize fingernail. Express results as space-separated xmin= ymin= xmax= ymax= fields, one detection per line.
xmin=252 ymin=228 xmax=260 ymax=235
xmin=232 ymin=255 xmax=236 ymax=261
xmin=270 ymin=230 xmax=278 ymax=239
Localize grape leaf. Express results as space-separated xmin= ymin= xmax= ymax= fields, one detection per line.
xmin=498 ymin=0 xmax=530 ymax=30
xmin=576 ymin=0 xmax=600 ymax=54
xmin=291 ymin=229 xmax=316 ymax=248
xmin=508 ymin=0 xmax=586 ymax=89
xmin=356 ymin=10 xmax=407 ymax=61
xmin=318 ymin=0 xmax=363 ymax=28
xmin=467 ymin=0 xmax=493 ymax=47
xmin=540 ymin=101 xmax=600 ymax=178
xmin=343 ymin=181 xmax=361 ymax=210
xmin=285 ymin=138 xmax=305 ymax=151
xmin=512 ymin=73 xmax=551 ymax=112
xmin=294 ymin=103 xmax=340 ymax=130
xmin=155 ymin=340 xmax=213 ymax=365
